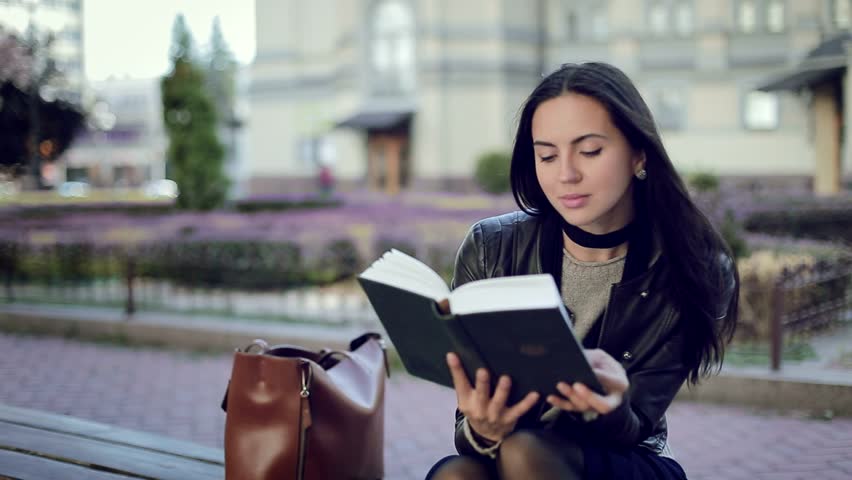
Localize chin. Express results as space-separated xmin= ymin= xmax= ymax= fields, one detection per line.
xmin=555 ymin=208 xmax=599 ymax=228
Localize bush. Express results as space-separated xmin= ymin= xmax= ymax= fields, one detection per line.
xmin=687 ymin=171 xmax=720 ymax=193
xmin=474 ymin=151 xmax=511 ymax=194
xmin=720 ymin=210 xmax=749 ymax=260
xmin=305 ymin=239 xmax=363 ymax=284
xmin=138 ymin=241 xmax=305 ymax=290
xmin=736 ymin=251 xmax=815 ymax=342
xmin=0 ymin=202 xmax=174 ymax=219
xmin=744 ymin=207 xmax=852 ymax=243
xmin=233 ymin=194 xmax=343 ymax=213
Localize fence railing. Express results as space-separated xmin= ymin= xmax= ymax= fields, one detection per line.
xmin=0 ymin=246 xmax=379 ymax=327
xmin=769 ymin=259 xmax=852 ymax=371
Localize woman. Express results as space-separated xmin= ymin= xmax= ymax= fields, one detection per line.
xmin=426 ymin=62 xmax=738 ymax=480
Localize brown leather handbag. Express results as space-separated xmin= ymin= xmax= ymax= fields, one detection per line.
xmin=221 ymin=332 xmax=389 ymax=480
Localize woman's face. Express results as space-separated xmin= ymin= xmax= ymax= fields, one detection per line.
xmin=532 ymin=93 xmax=645 ymax=234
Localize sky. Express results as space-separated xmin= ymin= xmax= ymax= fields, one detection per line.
xmin=83 ymin=0 xmax=256 ymax=81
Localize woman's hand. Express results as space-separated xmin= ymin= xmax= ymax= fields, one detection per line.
xmin=446 ymin=352 xmax=540 ymax=443
xmin=546 ymin=348 xmax=629 ymax=416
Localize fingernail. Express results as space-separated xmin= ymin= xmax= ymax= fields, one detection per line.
xmin=574 ymin=383 xmax=587 ymax=394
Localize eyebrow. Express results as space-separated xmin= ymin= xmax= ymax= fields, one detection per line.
xmin=533 ymin=133 xmax=607 ymax=147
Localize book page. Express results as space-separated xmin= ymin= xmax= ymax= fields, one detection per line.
xmin=448 ymin=274 xmax=563 ymax=315
xmin=358 ymin=249 xmax=451 ymax=301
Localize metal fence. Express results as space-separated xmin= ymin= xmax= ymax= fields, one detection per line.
xmin=769 ymin=258 xmax=852 ymax=371
xmin=0 ymin=245 xmax=379 ymax=327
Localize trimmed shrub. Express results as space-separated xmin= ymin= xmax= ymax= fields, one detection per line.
xmin=474 ymin=151 xmax=511 ymax=194
xmin=687 ymin=171 xmax=720 ymax=193
xmin=233 ymin=194 xmax=343 ymax=213
xmin=744 ymin=207 xmax=852 ymax=243
xmin=305 ymin=239 xmax=363 ymax=285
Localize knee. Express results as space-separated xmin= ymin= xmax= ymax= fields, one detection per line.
xmin=426 ymin=455 xmax=492 ymax=480
xmin=497 ymin=430 xmax=583 ymax=480
xmin=497 ymin=430 xmax=542 ymax=473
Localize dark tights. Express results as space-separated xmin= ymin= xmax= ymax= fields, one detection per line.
xmin=428 ymin=430 xmax=584 ymax=480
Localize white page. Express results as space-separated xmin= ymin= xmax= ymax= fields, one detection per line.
xmin=359 ymin=249 xmax=451 ymax=301
xmin=448 ymin=274 xmax=562 ymax=315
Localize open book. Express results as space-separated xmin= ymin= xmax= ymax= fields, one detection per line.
xmin=358 ymin=249 xmax=603 ymax=405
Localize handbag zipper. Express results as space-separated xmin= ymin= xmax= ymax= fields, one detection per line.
xmin=296 ymin=361 xmax=313 ymax=480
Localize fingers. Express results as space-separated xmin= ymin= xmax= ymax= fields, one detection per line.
xmin=446 ymin=353 xmax=472 ymax=401
xmin=547 ymin=382 xmax=622 ymax=415
xmin=560 ymin=382 xmax=591 ymax=411
xmin=593 ymin=368 xmax=629 ymax=395
xmin=487 ymin=375 xmax=511 ymax=420
xmin=474 ymin=368 xmax=491 ymax=407
xmin=505 ymin=391 xmax=540 ymax=422
xmin=574 ymin=383 xmax=621 ymax=414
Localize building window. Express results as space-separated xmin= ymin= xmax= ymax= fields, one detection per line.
xmin=655 ymin=89 xmax=687 ymax=131
xmin=743 ymin=91 xmax=779 ymax=130
xmin=737 ymin=0 xmax=758 ymax=33
xmin=766 ymin=0 xmax=785 ymax=32
xmin=649 ymin=2 xmax=669 ymax=37
xmin=834 ymin=0 xmax=852 ymax=29
xmin=675 ymin=2 xmax=694 ymax=36
xmin=591 ymin=7 xmax=609 ymax=41
xmin=370 ymin=0 xmax=415 ymax=93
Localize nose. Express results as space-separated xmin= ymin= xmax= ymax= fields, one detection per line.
xmin=558 ymin=154 xmax=581 ymax=183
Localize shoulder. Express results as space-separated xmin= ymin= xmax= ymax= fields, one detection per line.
xmin=469 ymin=210 xmax=538 ymax=239
xmin=452 ymin=211 xmax=540 ymax=288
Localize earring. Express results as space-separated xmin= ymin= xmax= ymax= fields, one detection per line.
xmin=636 ymin=169 xmax=647 ymax=180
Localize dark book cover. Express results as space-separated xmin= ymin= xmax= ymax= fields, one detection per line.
xmin=358 ymin=276 xmax=604 ymax=406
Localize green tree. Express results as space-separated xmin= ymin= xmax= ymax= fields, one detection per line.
xmin=160 ymin=15 xmax=229 ymax=210
xmin=205 ymin=17 xmax=237 ymax=125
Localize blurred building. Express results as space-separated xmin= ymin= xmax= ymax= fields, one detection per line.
xmin=62 ymin=77 xmax=167 ymax=187
xmin=0 ymin=0 xmax=85 ymax=100
xmin=248 ymin=0 xmax=852 ymax=195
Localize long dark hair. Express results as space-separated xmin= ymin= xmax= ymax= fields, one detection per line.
xmin=510 ymin=62 xmax=738 ymax=385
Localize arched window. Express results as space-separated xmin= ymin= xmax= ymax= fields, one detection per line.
xmin=371 ymin=0 xmax=415 ymax=93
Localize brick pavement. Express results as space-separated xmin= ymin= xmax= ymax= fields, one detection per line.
xmin=1 ymin=332 xmax=851 ymax=480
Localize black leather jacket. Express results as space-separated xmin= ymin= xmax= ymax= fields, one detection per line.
xmin=453 ymin=211 xmax=736 ymax=456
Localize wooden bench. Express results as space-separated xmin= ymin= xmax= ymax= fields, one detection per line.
xmin=0 ymin=404 xmax=224 ymax=479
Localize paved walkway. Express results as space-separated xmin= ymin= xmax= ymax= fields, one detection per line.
xmin=1 ymin=332 xmax=851 ymax=479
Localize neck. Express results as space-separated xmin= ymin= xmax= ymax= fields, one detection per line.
xmin=563 ymin=233 xmax=628 ymax=262
xmin=559 ymin=216 xmax=635 ymax=262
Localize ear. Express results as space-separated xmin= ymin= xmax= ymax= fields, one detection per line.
xmin=632 ymin=150 xmax=646 ymax=173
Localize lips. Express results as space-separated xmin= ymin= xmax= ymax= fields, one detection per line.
xmin=558 ymin=194 xmax=590 ymax=209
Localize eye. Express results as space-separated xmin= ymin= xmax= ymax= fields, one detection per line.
xmin=538 ymin=155 xmax=557 ymax=162
xmin=580 ymin=148 xmax=602 ymax=157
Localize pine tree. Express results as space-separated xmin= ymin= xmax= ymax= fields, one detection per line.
xmin=205 ymin=17 xmax=237 ymax=125
xmin=160 ymin=14 xmax=229 ymax=210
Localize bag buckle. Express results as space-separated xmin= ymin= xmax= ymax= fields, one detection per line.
xmin=242 ymin=339 xmax=269 ymax=354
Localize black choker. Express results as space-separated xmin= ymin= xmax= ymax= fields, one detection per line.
xmin=561 ymin=219 xmax=634 ymax=249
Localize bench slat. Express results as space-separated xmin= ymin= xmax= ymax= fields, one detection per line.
xmin=0 ymin=404 xmax=223 ymax=465
xmin=0 ymin=421 xmax=223 ymax=480
xmin=0 ymin=449 xmax=138 ymax=480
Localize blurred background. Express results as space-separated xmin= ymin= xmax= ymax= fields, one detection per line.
xmin=1 ymin=1 xmax=851 ymax=478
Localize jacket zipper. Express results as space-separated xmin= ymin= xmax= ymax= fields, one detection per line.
xmin=296 ymin=361 xmax=313 ymax=480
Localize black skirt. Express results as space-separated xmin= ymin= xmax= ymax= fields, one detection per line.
xmin=425 ymin=444 xmax=687 ymax=480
